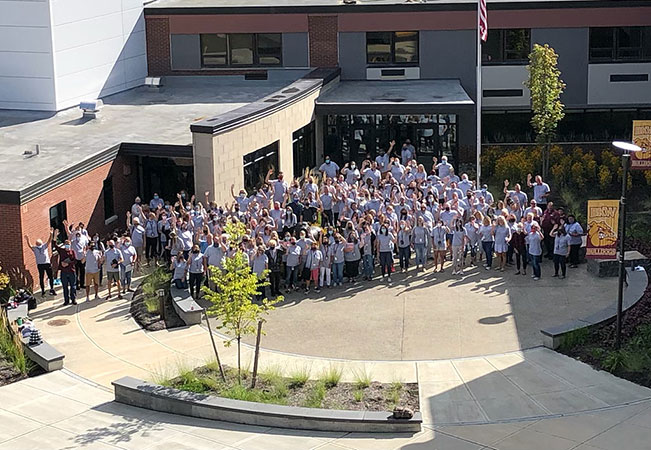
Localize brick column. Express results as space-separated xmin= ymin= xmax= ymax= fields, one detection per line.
xmin=308 ymin=16 xmax=338 ymax=68
xmin=145 ymin=17 xmax=171 ymax=76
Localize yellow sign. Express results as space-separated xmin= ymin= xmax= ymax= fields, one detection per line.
xmin=586 ymin=200 xmax=619 ymax=259
xmin=632 ymin=120 xmax=651 ymax=170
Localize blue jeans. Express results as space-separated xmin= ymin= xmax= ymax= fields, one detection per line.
xmin=414 ymin=243 xmax=426 ymax=266
xmin=398 ymin=246 xmax=411 ymax=269
xmin=332 ymin=262 xmax=344 ymax=284
xmin=530 ymin=253 xmax=542 ymax=278
xmin=482 ymin=241 xmax=494 ymax=268
xmin=362 ymin=254 xmax=374 ymax=279
xmin=173 ymin=278 xmax=188 ymax=289
xmin=60 ymin=271 xmax=76 ymax=304
xmin=285 ymin=265 xmax=298 ymax=288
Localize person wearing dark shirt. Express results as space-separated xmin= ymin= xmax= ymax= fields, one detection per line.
xmin=53 ymin=229 xmax=77 ymax=306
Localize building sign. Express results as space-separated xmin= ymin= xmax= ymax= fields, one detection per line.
xmin=586 ymin=200 xmax=619 ymax=260
xmin=631 ymin=120 xmax=651 ymax=170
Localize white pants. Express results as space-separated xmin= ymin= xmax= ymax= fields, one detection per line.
xmin=452 ymin=246 xmax=464 ymax=272
xmin=319 ymin=267 xmax=331 ymax=287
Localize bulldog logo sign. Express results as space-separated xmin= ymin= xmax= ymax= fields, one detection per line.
xmin=632 ymin=120 xmax=651 ymax=170
xmin=586 ymin=200 xmax=619 ymax=259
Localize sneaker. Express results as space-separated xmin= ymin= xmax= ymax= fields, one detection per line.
xmin=559 ymin=275 xmax=565 ymax=279
xmin=117 ymin=295 xmax=123 ymax=300
xmin=552 ymin=274 xmax=558 ymax=277
xmin=106 ymin=295 xmax=112 ymax=300
xmin=387 ymin=277 xmax=392 ymax=283
xmin=452 ymin=271 xmax=458 ymax=275
xmin=49 ymin=289 xmax=56 ymax=295
xmin=531 ymin=274 xmax=536 ymax=278
xmin=485 ymin=266 xmax=490 ymax=271
xmin=63 ymin=301 xmax=70 ymax=306
xmin=41 ymin=292 xmax=46 ymax=298
xmin=315 ymin=288 xmax=321 ymax=293
xmin=86 ymin=297 xmax=90 ymax=302
xmin=515 ymin=270 xmax=520 ymax=275
xmin=533 ymin=277 xmax=540 ymax=281
xmin=94 ymin=295 xmax=99 ymax=300
xmin=522 ymin=271 xmax=526 ymax=276
xmin=71 ymin=300 xmax=78 ymax=305
xmin=304 ymin=289 xmax=309 ymax=294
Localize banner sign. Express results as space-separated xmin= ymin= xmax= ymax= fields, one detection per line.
xmin=632 ymin=120 xmax=651 ymax=170
xmin=586 ymin=200 xmax=619 ymax=259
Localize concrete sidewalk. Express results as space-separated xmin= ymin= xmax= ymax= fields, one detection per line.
xmin=1 ymin=370 xmax=650 ymax=449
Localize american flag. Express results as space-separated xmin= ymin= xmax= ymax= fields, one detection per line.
xmin=479 ymin=0 xmax=488 ymax=42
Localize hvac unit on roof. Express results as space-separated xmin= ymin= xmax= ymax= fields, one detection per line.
xmin=79 ymin=99 xmax=103 ymax=119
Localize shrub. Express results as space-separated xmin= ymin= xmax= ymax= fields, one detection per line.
xmin=353 ymin=390 xmax=364 ymax=403
xmin=352 ymin=366 xmax=372 ymax=390
xmin=288 ymin=365 xmax=311 ymax=388
xmin=0 ymin=312 xmax=31 ymax=374
xmin=320 ymin=365 xmax=343 ymax=389
xmin=559 ymin=328 xmax=590 ymax=352
xmin=303 ymin=381 xmax=326 ymax=408
xmin=141 ymin=267 xmax=172 ymax=314
xmin=603 ymin=350 xmax=627 ymax=373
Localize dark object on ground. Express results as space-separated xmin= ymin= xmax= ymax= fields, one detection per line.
xmin=393 ymin=406 xmax=414 ymax=419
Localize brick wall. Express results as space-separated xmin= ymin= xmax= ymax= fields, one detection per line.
xmin=2 ymin=156 xmax=138 ymax=290
xmin=146 ymin=16 xmax=172 ymax=76
xmin=0 ymin=204 xmax=25 ymax=288
xmin=308 ymin=15 xmax=338 ymax=68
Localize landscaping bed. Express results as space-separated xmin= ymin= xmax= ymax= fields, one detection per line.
xmin=0 ymin=314 xmax=44 ymax=386
xmin=158 ymin=363 xmax=419 ymax=412
xmin=559 ymin=241 xmax=651 ymax=388
xmin=130 ymin=267 xmax=184 ymax=331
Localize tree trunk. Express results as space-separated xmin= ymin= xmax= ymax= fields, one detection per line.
xmin=250 ymin=321 xmax=263 ymax=389
xmin=203 ymin=311 xmax=226 ymax=382
xmin=237 ymin=336 xmax=241 ymax=385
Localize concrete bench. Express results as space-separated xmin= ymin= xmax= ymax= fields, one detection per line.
xmin=113 ymin=376 xmax=422 ymax=433
xmin=169 ymin=283 xmax=204 ymax=326
xmin=4 ymin=302 xmax=65 ymax=372
xmin=22 ymin=341 xmax=65 ymax=372
xmin=587 ymin=251 xmax=649 ymax=277
xmin=541 ymin=266 xmax=648 ymax=349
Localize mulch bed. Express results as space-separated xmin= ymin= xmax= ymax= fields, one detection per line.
xmin=0 ymin=356 xmax=26 ymax=387
xmin=173 ymin=365 xmax=420 ymax=412
xmin=130 ymin=288 xmax=185 ymax=331
xmin=559 ymin=240 xmax=651 ymax=388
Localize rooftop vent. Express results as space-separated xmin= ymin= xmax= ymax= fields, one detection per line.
xmin=23 ymin=144 xmax=40 ymax=159
xmin=145 ymin=76 xmax=163 ymax=92
xmin=79 ymin=99 xmax=103 ymax=119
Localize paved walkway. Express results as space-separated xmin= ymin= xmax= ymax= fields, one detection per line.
xmin=232 ymin=262 xmax=616 ymax=360
xmin=1 ymin=370 xmax=650 ymax=449
xmin=2 ymin=267 xmax=648 ymax=448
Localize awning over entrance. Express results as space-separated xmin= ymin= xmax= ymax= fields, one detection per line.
xmin=315 ymin=79 xmax=474 ymax=115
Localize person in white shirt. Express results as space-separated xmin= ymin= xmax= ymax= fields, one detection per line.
xmin=401 ymin=140 xmax=415 ymax=165
xmin=25 ymin=229 xmax=56 ymax=297
xmin=82 ymin=243 xmax=103 ymax=301
xmin=319 ymin=156 xmax=340 ymax=180
xmin=188 ymin=244 xmax=206 ymax=299
xmin=527 ymin=173 xmax=551 ymax=211
xmin=265 ymin=169 xmax=289 ymax=204
xmin=436 ymin=155 xmax=452 ymax=178
xmin=104 ymin=240 xmax=123 ymax=300
xmin=120 ymin=238 xmax=137 ymax=294
xmin=171 ymin=255 xmax=188 ymax=289
xmin=342 ymin=162 xmax=361 ymax=186
xmin=458 ymin=174 xmax=474 ymax=196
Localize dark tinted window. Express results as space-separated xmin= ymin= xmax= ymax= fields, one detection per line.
xmin=482 ymin=29 xmax=530 ymax=63
xmin=201 ymin=33 xmax=283 ymax=67
xmin=201 ymin=34 xmax=227 ymax=66
xmin=367 ymin=31 xmax=418 ymax=65
xmin=589 ymin=27 xmax=651 ymax=62
xmin=257 ymin=33 xmax=282 ymax=65
xmin=230 ymin=34 xmax=255 ymax=65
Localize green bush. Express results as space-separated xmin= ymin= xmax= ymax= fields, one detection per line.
xmin=288 ymin=365 xmax=311 ymax=388
xmin=559 ymin=328 xmax=590 ymax=352
xmin=0 ymin=312 xmax=32 ymax=374
xmin=320 ymin=365 xmax=343 ymax=389
xmin=352 ymin=367 xmax=372 ymax=390
xmin=141 ymin=267 xmax=171 ymax=313
xmin=303 ymin=381 xmax=327 ymax=408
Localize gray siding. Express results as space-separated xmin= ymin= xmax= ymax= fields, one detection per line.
xmin=531 ymin=28 xmax=589 ymax=107
xmin=170 ymin=34 xmax=201 ymax=70
xmin=420 ymin=30 xmax=477 ymax=100
xmin=282 ymin=33 xmax=309 ymax=67
xmin=338 ymin=32 xmax=366 ymax=80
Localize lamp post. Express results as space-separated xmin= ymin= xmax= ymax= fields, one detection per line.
xmin=611 ymin=141 xmax=642 ymax=350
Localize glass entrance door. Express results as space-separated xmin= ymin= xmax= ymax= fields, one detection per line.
xmin=324 ymin=114 xmax=458 ymax=167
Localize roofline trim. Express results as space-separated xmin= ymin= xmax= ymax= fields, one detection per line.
xmin=144 ymin=1 xmax=650 ymax=16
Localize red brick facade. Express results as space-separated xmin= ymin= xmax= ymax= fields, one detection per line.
xmin=146 ymin=16 xmax=172 ymax=76
xmin=0 ymin=156 xmax=138 ymax=290
xmin=308 ymin=15 xmax=338 ymax=68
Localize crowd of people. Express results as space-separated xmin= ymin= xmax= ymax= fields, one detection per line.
xmin=25 ymin=140 xmax=586 ymax=306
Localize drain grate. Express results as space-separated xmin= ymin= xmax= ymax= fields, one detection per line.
xmin=47 ymin=319 xmax=70 ymax=327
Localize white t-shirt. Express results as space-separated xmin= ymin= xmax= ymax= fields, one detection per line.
xmin=84 ymin=250 xmax=102 ymax=273
xmin=121 ymin=245 xmax=137 ymax=272
xmin=105 ymin=248 xmax=123 ymax=273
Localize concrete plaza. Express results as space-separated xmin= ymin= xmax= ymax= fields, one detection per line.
xmin=1 ymin=262 xmax=649 ymax=449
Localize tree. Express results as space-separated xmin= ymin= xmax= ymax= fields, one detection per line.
xmin=525 ymin=43 xmax=566 ymax=179
xmin=202 ymin=221 xmax=280 ymax=384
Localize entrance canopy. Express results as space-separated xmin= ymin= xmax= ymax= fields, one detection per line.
xmin=315 ymin=79 xmax=474 ymax=115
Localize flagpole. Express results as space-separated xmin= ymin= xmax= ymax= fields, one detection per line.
xmin=476 ymin=0 xmax=482 ymax=187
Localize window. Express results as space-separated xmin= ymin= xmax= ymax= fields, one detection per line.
xmin=49 ymin=201 xmax=67 ymax=243
xmin=589 ymin=27 xmax=651 ymax=62
xmin=243 ymin=142 xmax=279 ymax=194
xmin=482 ymin=29 xmax=531 ymax=64
xmin=293 ymin=122 xmax=316 ymax=176
xmin=103 ymin=176 xmax=114 ymax=220
xmin=201 ymin=33 xmax=282 ymax=67
xmin=366 ymin=31 xmax=419 ymax=65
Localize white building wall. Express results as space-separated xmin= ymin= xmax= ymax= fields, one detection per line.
xmin=481 ymin=65 xmax=531 ymax=108
xmin=50 ymin=0 xmax=147 ymax=111
xmin=588 ymin=63 xmax=651 ymax=106
xmin=0 ymin=0 xmax=147 ymax=111
xmin=0 ymin=0 xmax=57 ymax=110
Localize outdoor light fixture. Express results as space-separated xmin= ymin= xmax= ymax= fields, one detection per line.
xmin=611 ymin=140 xmax=642 ymax=349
